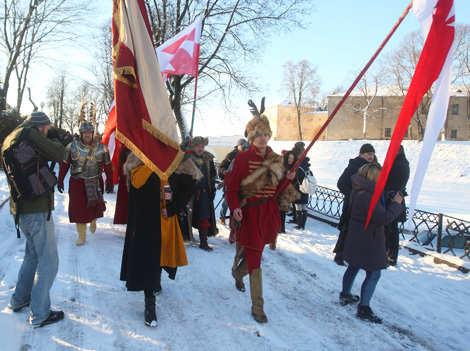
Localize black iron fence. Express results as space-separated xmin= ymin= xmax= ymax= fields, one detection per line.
xmin=307 ymin=185 xmax=470 ymax=262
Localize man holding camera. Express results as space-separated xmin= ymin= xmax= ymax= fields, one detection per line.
xmin=57 ymin=122 xmax=113 ymax=245
xmin=2 ymin=112 xmax=65 ymax=328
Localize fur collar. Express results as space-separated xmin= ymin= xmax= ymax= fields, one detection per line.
xmin=174 ymin=157 xmax=203 ymax=180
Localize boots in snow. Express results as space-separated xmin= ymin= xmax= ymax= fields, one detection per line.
xmin=89 ymin=218 xmax=97 ymax=233
xmin=250 ymin=268 xmax=267 ymax=323
xmin=144 ymin=296 xmax=158 ymax=327
xmin=295 ymin=211 xmax=305 ymax=230
xmin=76 ymin=223 xmax=87 ymax=245
xmin=357 ymin=305 xmax=383 ymax=324
xmin=232 ymin=258 xmax=248 ymax=292
xmin=339 ymin=292 xmax=360 ymax=306
xmin=198 ymin=226 xmax=213 ymax=251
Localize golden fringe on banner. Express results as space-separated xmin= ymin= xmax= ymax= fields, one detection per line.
xmin=115 ymin=130 xmax=183 ymax=180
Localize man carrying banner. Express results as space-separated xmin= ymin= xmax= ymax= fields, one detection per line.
xmin=57 ymin=122 xmax=114 ymax=245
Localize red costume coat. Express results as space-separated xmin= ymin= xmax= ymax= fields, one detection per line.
xmin=225 ymin=145 xmax=290 ymax=251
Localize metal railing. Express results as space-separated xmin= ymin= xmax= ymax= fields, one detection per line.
xmin=307 ymin=185 xmax=470 ymax=262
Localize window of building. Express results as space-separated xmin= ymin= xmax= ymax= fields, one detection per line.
xmin=452 ymin=104 xmax=459 ymax=115
xmin=451 ymin=130 xmax=457 ymax=138
xmin=385 ymin=128 xmax=391 ymax=137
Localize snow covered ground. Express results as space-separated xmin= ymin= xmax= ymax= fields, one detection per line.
xmin=0 ymin=140 xmax=469 ymax=351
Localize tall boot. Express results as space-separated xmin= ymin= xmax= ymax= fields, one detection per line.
xmin=250 ymin=268 xmax=267 ymax=323
xmin=301 ymin=210 xmax=308 ymax=230
xmin=294 ymin=211 xmax=303 ymax=230
xmin=89 ymin=218 xmax=97 ymax=234
xmin=233 ymin=259 xmax=248 ymax=292
xmin=232 ymin=243 xmax=247 ymax=292
xmin=198 ymin=226 xmax=213 ymax=251
xmin=144 ymin=296 xmax=157 ymax=327
xmin=76 ymin=223 xmax=87 ymax=246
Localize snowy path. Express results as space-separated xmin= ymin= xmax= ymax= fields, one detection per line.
xmin=1 ymin=187 xmax=468 ymax=350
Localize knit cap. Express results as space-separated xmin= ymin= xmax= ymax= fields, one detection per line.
xmin=359 ymin=143 xmax=375 ymax=154
xmin=27 ymin=111 xmax=51 ymax=127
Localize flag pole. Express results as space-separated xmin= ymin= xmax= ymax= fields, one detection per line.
xmin=289 ymin=1 xmax=413 ymax=174
xmin=189 ymin=75 xmax=199 ymax=138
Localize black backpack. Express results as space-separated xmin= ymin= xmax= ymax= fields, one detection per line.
xmin=2 ymin=127 xmax=57 ymax=236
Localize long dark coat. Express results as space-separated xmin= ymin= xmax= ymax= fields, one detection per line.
xmin=120 ymin=169 xmax=196 ymax=292
xmin=293 ymin=157 xmax=311 ymax=205
xmin=342 ymin=173 xmax=404 ymax=272
xmin=337 ymin=156 xmax=370 ymax=228
xmin=384 ymin=153 xmax=410 ymax=223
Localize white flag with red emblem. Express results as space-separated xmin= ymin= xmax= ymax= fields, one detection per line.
xmin=156 ymin=13 xmax=203 ymax=81
xmin=365 ymin=0 xmax=455 ymax=228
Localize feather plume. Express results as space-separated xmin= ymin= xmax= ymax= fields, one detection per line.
xmin=79 ymin=98 xmax=87 ymax=124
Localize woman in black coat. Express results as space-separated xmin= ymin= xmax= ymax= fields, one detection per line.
xmin=340 ymin=163 xmax=404 ymax=324
xmin=293 ymin=156 xmax=311 ymax=230
xmin=280 ymin=151 xmax=297 ymax=232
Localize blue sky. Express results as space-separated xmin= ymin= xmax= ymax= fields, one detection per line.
xmin=193 ymin=0 xmax=470 ymax=136
xmin=4 ymin=1 xmax=469 ymax=137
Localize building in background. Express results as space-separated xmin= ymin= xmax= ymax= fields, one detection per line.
xmin=326 ymin=86 xmax=469 ymax=141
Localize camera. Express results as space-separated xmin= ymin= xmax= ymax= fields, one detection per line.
xmin=385 ymin=188 xmax=407 ymax=199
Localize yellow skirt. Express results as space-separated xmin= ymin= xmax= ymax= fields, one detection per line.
xmin=160 ymin=211 xmax=188 ymax=268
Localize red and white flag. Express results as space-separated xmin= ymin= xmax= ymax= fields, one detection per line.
xmin=112 ymin=0 xmax=183 ymax=180
xmin=156 ymin=13 xmax=203 ymax=81
xmin=102 ymin=101 xmax=118 ymax=165
xmin=366 ymin=0 xmax=455 ymax=228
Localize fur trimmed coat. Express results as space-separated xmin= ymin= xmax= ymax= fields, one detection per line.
xmin=225 ymin=145 xmax=294 ymax=251
xmin=120 ymin=155 xmax=200 ymax=291
xmin=181 ymin=150 xmax=219 ymax=242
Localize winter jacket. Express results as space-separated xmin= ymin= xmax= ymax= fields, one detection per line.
xmin=293 ymin=157 xmax=311 ymax=205
xmin=384 ymin=152 xmax=410 ymax=222
xmin=1 ymin=121 xmax=65 ymax=216
xmin=342 ymin=173 xmax=404 ymax=271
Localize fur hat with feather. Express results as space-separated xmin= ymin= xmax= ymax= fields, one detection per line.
xmin=245 ymin=98 xmax=272 ymax=142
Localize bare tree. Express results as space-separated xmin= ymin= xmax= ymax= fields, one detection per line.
xmin=380 ymin=30 xmax=428 ymax=140
xmin=344 ymin=71 xmax=385 ymax=140
xmin=453 ymin=23 xmax=470 ymax=93
xmin=46 ymin=70 xmax=68 ymax=129
xmin=0 ymin=0 xmax=93 ymax=113
xmin=88 ymin=21 xmax=114 ymax=125
xmin=142 ymin=0 xmax=313 ymax=139
xmin=281 ymin=60 xmax=321 ymax=140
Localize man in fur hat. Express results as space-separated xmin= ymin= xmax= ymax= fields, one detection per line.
xmin=57 ymin=122 xmax=113 ymax=245
xmin=225 ymin=102 xmax=296 ymax=323
xmin=184 ymin=136 xmax=218 ymax=251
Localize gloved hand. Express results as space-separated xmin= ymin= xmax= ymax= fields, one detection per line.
xmin=106 ymin=183 xmax=114 ymax=194
xmin=47 ymin=128 xmax=61 ymax=140
xmin=57 ymin=182 xmax=64 ymax=193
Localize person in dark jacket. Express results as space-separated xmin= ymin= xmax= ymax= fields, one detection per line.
xmin=218 ymin=138 xmax=246 ymax=225
xmin=339 ymin=163 xmax=404 ymax=324
xmin=280 ymin=151 xmax=297 ymax=232
xmin=384 ymin=145 xmax=410 ymax=266
xmin=292 ymin=155 xmax=312 ymax=230
xmin=333 ymin=143 xmax=376 ymax=265
xmin=2 ymin=112 xmax=65 ymax=328
xmin=120 ymin=153 xmax=200 ymax=327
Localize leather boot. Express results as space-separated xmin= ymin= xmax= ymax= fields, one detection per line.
xmin=144 ymin=296 xmax=157 ymax=327
xmin=250 ymin=268 xmax=267 ymax=323
xmin=302 ymin=210 xmax=308 ymax=229
xmin=198 ymin=226 xmax=213 ymax=251
xmin=294 ymin=211 xmax=303 ymax=230
xmin=76 ymin=223 xmax=87 ymax=246
xmin=89 ymin=218 xmax=97 ymax=234
xmin=232 ymin=243 xmax=247 ymax=291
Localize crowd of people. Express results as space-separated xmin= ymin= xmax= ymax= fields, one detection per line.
xmin=2 ymin=108 xmax=409 ymax=329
